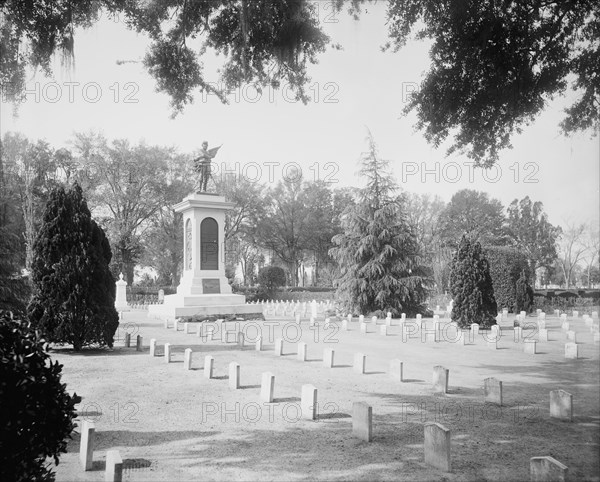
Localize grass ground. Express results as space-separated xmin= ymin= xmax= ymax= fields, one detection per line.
xmin=51 ymin=310 xmax=600 ymax=481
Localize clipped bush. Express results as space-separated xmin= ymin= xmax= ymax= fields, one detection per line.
xmin=27 ymin=184 xmax=119 ymax=350
xmin=484 ymin=246 xmax=530 ymax=313
xmin=0 ymin=310 xmax=80 ymax=481
xmin=515 ymin=270 xmax=534 ymax=313
xmin=450 ymin=236 xmax=498 ymax=328
xmin=257 ymin=266 xmax=287 ymax=299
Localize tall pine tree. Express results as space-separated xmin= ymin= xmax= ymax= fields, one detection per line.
xmin=449 ymin=235 xmax=497 ymax=328
xmin=28 ymin=184 xmax=119 ymax=350
xmin=330 ymin=133 xmax=431 ymax=316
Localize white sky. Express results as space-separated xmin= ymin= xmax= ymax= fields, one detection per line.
xmin=1 ymin=3 xmax=598 ymax=230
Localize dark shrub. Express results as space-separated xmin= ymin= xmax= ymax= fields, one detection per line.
xmin=257 ymin=266 xmax=287 ymax=299
xmin=450 ymin=236 xmax=498 ymax=328
xmin=0 ymin=310 xmax=80 ymax=481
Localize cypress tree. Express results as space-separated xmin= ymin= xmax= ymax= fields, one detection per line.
xmin=450 ymin=235 xmax=497 ymax=328
xmin=28 ymin=183 xmax=119 ymax=350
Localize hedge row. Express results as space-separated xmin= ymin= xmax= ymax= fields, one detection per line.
xmin=484 ymin=246 xmax=531 ymax=312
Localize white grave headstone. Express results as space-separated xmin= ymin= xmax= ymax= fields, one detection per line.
xmin=298 ymin=342 xmax=307 ymax=361
xmin=564 ymin=342 xmax=579 ymax=359
xmin=484 ymin=377 xmax=502 ymax=405
xmin=530 ymin=456 xmax=568 ymax=481
xmin=433 ymin=366 xmax=449 ymax=394
xmin=261 ymin=372 xmax=275 ymax=403
xmin=79 ymin=420 xmax=95 ymax=471
xmin=183 ymin=348 xmax=192 ymax=370
xmin=204 ymin=355 xmax=214 ymax=379
xmin=323 ymin=348 xmax=334 ymax=368
xmin=352 ymin=402 xmax=373 ymax=442
xmin=424 ymin=422 xmax=451 ymax=472
xmin=549 ymin=389 xmax=573 ymax=421
xmin=301 ymin=384 xmax=318 ymax=420
xmin=354 ymin=353 xmax=366 ymax=374
xmin=390 ymin=359 xmax=403 ymax=382
xmin=229 ymin=362 xmax=240 ymax=389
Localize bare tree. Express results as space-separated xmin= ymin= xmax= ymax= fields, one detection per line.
xmin=581 ymin=227 xmax=600 ymax=288
xmin=557 ymin=223 xmax=589 ymax=288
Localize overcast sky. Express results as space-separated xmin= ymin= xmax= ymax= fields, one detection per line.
xmin=2 ymin=3 xmax=598 ymax=230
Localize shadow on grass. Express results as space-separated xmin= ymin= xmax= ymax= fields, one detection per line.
xmin=274 ymin=396 xmax=301 ymax=403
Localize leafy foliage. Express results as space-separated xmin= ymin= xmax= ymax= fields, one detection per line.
xmin=0 ymin=310 xmax=80 ymax=481
xmin=515 ymin=270 xmax=534 ymax=313
xmin=27 ymin=184 xmax=119 ymax=351
xmin=438 ymin=189 xmax=507 ymax=248
xmin=257 ymin=266 xmax=287 ymax=299
xmin=330 ymin=133 xmax=431 ymax=316
xmin=450 ymin=235 xmax=497 ymax=328
xmin=485 ymin=246 xmax=531 ymax=313
xmin=506 ymin=196 xmax=561 ymax=282
xmin=386 ymin=0 xmax=600 ymax=166
xmin=2 ymin=1 xmax=596 ymax=163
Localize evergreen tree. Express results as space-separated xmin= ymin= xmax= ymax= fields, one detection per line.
xmin=450 ymin=235 xmax=498 ymax=328
xmin=330 ymin=133 xmax=431 ymax=316
xmin=28 ymin=184 xmax=119 ymax=351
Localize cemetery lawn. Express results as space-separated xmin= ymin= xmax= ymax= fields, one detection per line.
xmin=52 ymin=312 xmax=600 ymax=481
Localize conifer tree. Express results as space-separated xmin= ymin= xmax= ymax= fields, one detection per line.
xmin=330 ymin=133 xmax=431 ymax=316
xmin=449 ymin=235 xmax=497 ymax=328
xmin=28 ymin=183 xmax=119 ymax=350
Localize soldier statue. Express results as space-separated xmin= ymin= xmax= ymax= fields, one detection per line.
xmin=192 ymin=141 xmax=221 ymax=192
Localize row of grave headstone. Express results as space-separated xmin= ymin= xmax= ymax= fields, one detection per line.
xmin=144 ymin=337 xmax=576 ymax=476
xmin=156 ymin=312 xmax=593 ymax=360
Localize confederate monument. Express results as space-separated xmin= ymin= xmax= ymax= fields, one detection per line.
xmin=148 ymin=142 xmax=262 ymax=320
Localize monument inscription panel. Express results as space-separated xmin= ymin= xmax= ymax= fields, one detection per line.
xmin=202 ymin=279 xmax=221 ymax=294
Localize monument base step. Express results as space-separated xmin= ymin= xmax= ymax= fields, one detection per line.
xmin=162 ymin=293 xmax=247 ymax=307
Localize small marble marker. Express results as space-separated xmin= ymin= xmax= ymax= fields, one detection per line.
xmin=204 ymin=355 xmax=214 ymax=379
xmin=105 ymin=449 xmax=123 ymax=482
xmin=549 ymin=389 xmax=573 ymax=421
xmin=432 ymin=366 xmax=449 ymax=394
xmin=424 ymin=422 xmax=451 ymax=472
xmin=183 ymin=348 xmax=192 ymax=370
xmin=352 ymin=402 xmax=373 ymax=442
xmin=260 ymin=372 xmax=275 ymax=402
xmin=484 ymin=377 xmax=502 ymax=405
xmin=564 ymin=342 xmax=579 ymax=359
xmin=354 ymin=353 xmax=366 ymax=374
xmin=275 ymin=338 xmax=284 ymax=356
xmin=323 ymin=348 xmax=334 ymax=368
xmin=530 ymin=456 xmax=568 ymax=482
xmin=298 ymin=342 xmax=307 ymax=361
xmin=524 ymin=339 xmax=537 ymax=355
xmin=390 ymin=359 xmax=403 ymax=382
xmin=229 ymin=362 xmax=240 ymax=389
xmin=79 ymin=420 xmax=95 ymax=471
xmin=301 ymin=384 xmax=318 ymax=420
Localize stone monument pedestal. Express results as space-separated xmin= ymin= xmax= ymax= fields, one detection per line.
xmin=148 ymin=193 xmax=262 ymax=319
